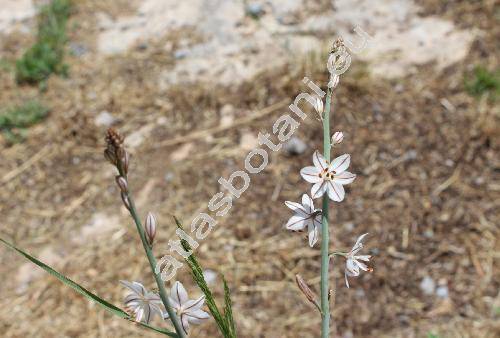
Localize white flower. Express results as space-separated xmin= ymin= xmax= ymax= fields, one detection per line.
xmin=164 ymin=281 xmax=210 ymax=335
xmin=285 ymin=194 xmax=322 ymax=247
xmin=300 ymin=151 xmax=356 ymax=202
xmin=120 ymin=280 xmax=164 ymax=324
xmin=344 ymin=233 xmax=372 ymax=288
xmin=314 ymin=97 xmax=324 ymax=115
xmin=331 ymin=131 xmax=344 ymax=146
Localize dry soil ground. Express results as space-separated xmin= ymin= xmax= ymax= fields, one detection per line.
xmin=0 ymin=0 xmax=499 ymax=337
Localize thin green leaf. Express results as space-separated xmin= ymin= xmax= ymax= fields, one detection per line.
xmin=174 ymin=217 xmax=234 ymax=337
xmin=223 ymin=276 xmax=236 ymax=337
xmin=0 ymin=238 xmax=178 ymax=337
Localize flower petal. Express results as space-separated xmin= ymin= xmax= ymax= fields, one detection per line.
xmin=354 ymin=255 xmax=371 ymax=262
xmin=313 ymin=214 xmax=323 ymax=229
xmin=313 ymin=151 xmax=328 ymax=170
xmin=311 ymin=181 xmax=327 ymax=199
xmin=355 ymin=260 xmax=368 ymax=271
xmin=181 ymin=314 xmax=190 ymax=335
xmin=333 ymin=171 xmax=356 ymax=185
xmin=286 ymin=215 xmax=306 ymax=231
xmin=351 ymin=233 xmax=369 ymax=254
xmin=171 ymin=281 xmax=189 ymax=306
xmin=330 ymin=154 xmax=350 ymax=173
xmin=345 ymin=272 xmax=350 ymax=288
xmin=300 ymin=166 xmax=321 ymax=183
xmin=183 ymin=296 xmax=205 ymax=312
xmin=120 ymin=280 xmax=146 ymax=296
xmin=327 ymin=181 xmax=345 ymax=202
xmin=185 ymin=309 xmax=210 ymax=325
xmin=124 ymin=294 xmax=142 ymax=309
xmin=346 ymin=258 xmax=360 ymax=276
xmin=308 ymin=220 xmax=319 ymax=247
xmin=301 ymin=194 xmax=315 ymax=213
xmin=284 ymin=201 xmax=308 ymax=218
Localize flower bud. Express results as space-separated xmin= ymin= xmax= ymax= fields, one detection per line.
xmin=122 ymin=151 xmax=130 ymax=175
xmin=104 ymin=149 xmax=117 ymax=165
xmin=115 ymin=176 xmax=128 ymax=193
xmin=145 ymin=212 xmax=157 ymax=245
xmin=121 ymin=191 xmax=131 ymax=210
xmin=328 ymin=74 xmax=339 ymax=89
xmin=331 ymin=131 xmax=344 ymax=146
xmin=314 ymin=97 xmax=323 ymax=115
xmin=295 ymin=274 xmax=320 ymax=312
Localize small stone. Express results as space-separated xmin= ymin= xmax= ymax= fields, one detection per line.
xmin=424 ymin=229 xmax=434 ymax=238
xmin=343 ymin=222 xmax=355 ymax=231
xmin=203 ymin=269 xmax=217 ymax=286
xmin=164 ymin=172 xmax=174 ymax=182
xmin=420 ymin=276 xmax=435 ymax=295
xmin=240 ymin=132 xmax=258 ymax=150
xmin=246 ymin=3 xmax=264 ymax=18
xmin=95 ymin=111 xmax=115 ymax=127
xmin=136 ymin=42 xmax=148 ymax=51
xmin=436 ymin=285 xmax=449 ymax=298
xmin=283 ymin=136 xmax=307 ymax=156
xmin=157 ymin=116 xmax=168 ymax=125
xmin=405 ymin=150 xmax=417 ymax=160
xmin=69 ymin=42 xmax=88 ymax=57
xmin=174 ymin=49 xmax=189 ymax=59
xmin=445 ymin=159 xmax=454 ymax=167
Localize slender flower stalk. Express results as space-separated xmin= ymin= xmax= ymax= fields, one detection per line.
xmin=105 ymin=129 xmax=186 ymax=338
xmin=320 ymin=86 xmax=332 ymax=338
xmin=122 ymin=177 xmax=186 ymax=337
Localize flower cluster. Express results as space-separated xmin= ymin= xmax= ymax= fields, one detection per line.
xmin=284 ymin=117 xmax=372 ymax=288
xmin=121 ymin=280 xmax=209 ymax=334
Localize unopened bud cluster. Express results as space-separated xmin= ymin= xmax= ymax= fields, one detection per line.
xmin=104 ymin=128 xmax=129 ymax=176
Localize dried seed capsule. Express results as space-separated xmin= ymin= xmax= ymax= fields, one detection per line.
xmin=145 ymin=212 xmax=157 ymax=245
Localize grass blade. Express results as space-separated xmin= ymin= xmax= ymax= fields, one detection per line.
xmin=0 ymin=238 xmax=178 ymax=337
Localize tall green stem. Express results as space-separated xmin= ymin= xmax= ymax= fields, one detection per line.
xmin=119 ymin=168 xmax=186 ymax=338
xmin=321 ymin=87 xmax=332 ymax=338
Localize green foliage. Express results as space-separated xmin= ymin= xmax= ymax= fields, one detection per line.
xmin=0 ymin=101 xmax=49 ymax=144
xmin=0 ymin=238 xmax=178 ymax=337
xmin=15 ymin=0 xmax=71 ymax=85
xmin=175 ymin=217 xmax=237 ymax=338
xmin=427 ymin=333 xmax=441 ymax=338
xmin=223 ymin=277 xmax=236 ymax=336
xmin=465 ymin=66 xmax=500 ymax=100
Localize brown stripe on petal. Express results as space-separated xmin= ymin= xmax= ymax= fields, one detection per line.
xmin=314 ymin=152 xmax=327 ymax=170
xmin=328 ymin=181 xmax=341 ymax=200
xmin=312 ymin=181 xmax=326 ymax=198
